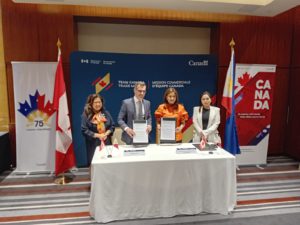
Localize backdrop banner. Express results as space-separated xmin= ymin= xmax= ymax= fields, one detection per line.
xmin=12 ymin=62 xmax=57 ymax=172
xmin=71 ymin=52 xmax=218 ymax=166
xmin=234 ymin=64 xmax=276 ymax=165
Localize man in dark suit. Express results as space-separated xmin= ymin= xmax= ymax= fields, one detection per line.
xmin=117 ymin=81 xmax=152 ymax=144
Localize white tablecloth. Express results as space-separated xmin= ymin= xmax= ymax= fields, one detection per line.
xmin=89 ymin=143 xmax=236 ymax=223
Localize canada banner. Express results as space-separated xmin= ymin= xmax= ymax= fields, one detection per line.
xmin=234 ymin=64 xmax=276 ymax=165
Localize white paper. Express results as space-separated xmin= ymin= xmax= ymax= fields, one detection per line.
xmin=133 ymin=120 xmax=148 ymax=144
xmin=160 ymin=117 xmax=176 ymax=142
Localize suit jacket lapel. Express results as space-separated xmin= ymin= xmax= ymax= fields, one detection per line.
xmin=131 ymin=98 xmax=137 ymax=117
xmin=207 ymin=107 xmax=213 ymax=128
xmin=198 ymin=106 xmax=203 ymax=129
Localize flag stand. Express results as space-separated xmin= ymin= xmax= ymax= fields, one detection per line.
xmin=54 ymin=173 xmax=73 ymax=185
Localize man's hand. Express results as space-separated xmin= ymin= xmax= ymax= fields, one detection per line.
xmin=125 ymin=127 xmax=135 ymax=138
xmin=146 ymin=125 xmax=152 ymax=134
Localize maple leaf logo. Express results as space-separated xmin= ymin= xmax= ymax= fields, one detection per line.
xmin=92 ymin=73 xmax=111 ymax=94
xmin=18 ymin=90 xmax=55 ymax=128
xmin=238 ymin=72 xmax=251 ymax=86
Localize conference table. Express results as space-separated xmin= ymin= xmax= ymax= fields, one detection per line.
xmin=89 ymin=143 xmax=236 ymax=223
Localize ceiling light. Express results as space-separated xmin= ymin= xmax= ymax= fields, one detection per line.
xmin=188 ymin=0 xmax=274 ymax=6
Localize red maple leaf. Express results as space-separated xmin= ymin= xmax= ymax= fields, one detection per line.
xmin=238 ymin=72 xmax=251 ymax=86
xmin=99 ymin=80 xmax=107 ymax=87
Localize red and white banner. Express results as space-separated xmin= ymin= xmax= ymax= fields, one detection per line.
xmin=234 ymin=64 xmax=276 ymax=165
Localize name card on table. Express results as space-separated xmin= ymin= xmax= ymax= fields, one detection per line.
xmin=192 ymin=143 xmax=217 ymax=151
xmin=124 ymin=149 xmax=145 ymax=156
xmin=176 ymin=147 xmax=197 ymax=154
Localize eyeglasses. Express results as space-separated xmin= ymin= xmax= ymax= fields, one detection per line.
xmin=137 ymin=90 xmax=146 ymax=93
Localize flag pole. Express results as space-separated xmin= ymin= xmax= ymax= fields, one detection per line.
xmin=54 ymin=38 xmax=73 ymax=185
xmin=57 ymin=38 xmax=61 ymax=59
xmin=229 ymin=38 xmax=235 ymax=49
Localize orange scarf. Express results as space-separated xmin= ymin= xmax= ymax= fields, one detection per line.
xmin=92 ymin=113 xmax=107 ymax=134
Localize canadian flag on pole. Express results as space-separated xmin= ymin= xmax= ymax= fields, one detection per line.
xmin=53 ymin=39 xmax=76 ymax=176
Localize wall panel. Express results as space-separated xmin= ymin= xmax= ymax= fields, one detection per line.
xmin=38 ymin=13 xmax=75 ymax=62
xmin=1 ymin=0 xmax=75 ymax=166
xmin=0 ymin=1 xmax=9 ymax=132
xmin=285 ymin=68 xmax=300 ymax=160
xmin=285 ymin=7 xmax=300 ymax=159
xmin=218 ymin=13 xmax=294 ymax=67
xmin=268 ymin=68 xmax=290 ymax=155
xmin=1 ymin=1 xmax=39 ymax=62
xmin=291 ymin=7 xmax=300 ymax=66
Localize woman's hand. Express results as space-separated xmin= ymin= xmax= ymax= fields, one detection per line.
xmin=94 ymin=132 xmax=107 ymax=141
xmin=175 ymin=124 xmax=184 ymax=133
xmin=201 ymin=135 xmax=207 ymax=143
xmin=156 ymin=124 xmax=161 ymax=130
xmin=94 ymin=133 xmax=101 ymax=139
xmin=99 ymin=133 xmax=108 ymax=141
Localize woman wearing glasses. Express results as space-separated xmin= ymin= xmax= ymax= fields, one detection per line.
xmin=81 ymin=94 xmax=115 ymax=166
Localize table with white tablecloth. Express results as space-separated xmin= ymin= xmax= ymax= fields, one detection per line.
xmin=89 ymin=143 xmax=236 ymax=223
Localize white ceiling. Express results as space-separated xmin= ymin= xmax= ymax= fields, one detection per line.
xmin=12 ymin=0 xmax=300 ymax=17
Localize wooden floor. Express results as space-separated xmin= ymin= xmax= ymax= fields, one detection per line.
xmin=0 ymin=156 xmax=300 ymax=224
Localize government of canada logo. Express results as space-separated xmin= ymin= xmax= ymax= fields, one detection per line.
xmin=18 ymin=90 xmax=55 ymax=129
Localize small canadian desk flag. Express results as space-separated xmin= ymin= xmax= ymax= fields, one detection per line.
xmin=199 ymin=136 xmax=206 ymax=150
xmin=99 ymin=139 xmax=105 ymax=151
xmin=53 ymin=39 xmax=76 ymax=176
xmin=113 ymin=138 xmax=119 ymax=150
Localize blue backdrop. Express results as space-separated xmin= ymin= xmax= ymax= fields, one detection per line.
xmin=70 ymin=51 xmax=218 ymax=166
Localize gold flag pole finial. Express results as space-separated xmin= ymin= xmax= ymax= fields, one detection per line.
xmin=56 ymin=38 xmax=62 ymax=61
xmin=229 ymin=38 xmax=235 ymax=50
xmin=57 ymin=38 xmax=61 ymax=50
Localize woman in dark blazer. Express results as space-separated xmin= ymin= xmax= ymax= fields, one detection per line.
xmin=81 ymin=94 xmax=115 ymax=166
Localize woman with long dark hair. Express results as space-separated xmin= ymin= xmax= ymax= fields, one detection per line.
xmin=81 ymin=94 xmax=115 ymax=165
xmin=193 ymin=91 xmax=221 ymax=144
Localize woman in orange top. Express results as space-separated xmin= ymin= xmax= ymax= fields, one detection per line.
xmin=155 ymin=88 xmax=188 ymax=142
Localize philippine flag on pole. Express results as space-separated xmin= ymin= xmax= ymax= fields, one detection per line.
xmin=221 ymin=44 xmax=241 ymax=155
xmin=53 ymin=41 xmax=76 ymax=176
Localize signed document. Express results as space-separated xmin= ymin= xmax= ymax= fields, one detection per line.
xmin=160 ymin=117 xmax=176 ymax=143
xmin=133 ymin=120 xmax=148 ymax=144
